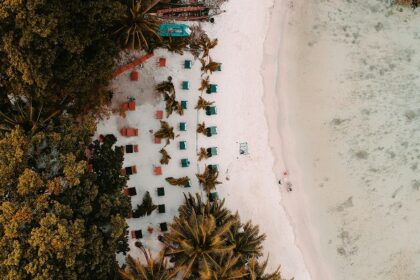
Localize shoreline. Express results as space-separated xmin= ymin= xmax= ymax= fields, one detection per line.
xmin=260 ymin=0 xmax=332 ymax=279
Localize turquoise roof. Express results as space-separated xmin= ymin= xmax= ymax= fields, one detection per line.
xmin=159 ymin=23 xmax=191 ymax=37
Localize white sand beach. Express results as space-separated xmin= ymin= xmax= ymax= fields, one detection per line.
xmin=97 ymin=0 xmax=310 ymax=279
xmin=269 ymin=0 xmax=420 ymax=279
xmin=99 ymin=0 xmax=420 ymax=279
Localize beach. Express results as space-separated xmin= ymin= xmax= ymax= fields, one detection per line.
xmin=271 ymin=0 xmax=420 ymax=279
xmin=98 ymin=0 xmax=420 ymax=279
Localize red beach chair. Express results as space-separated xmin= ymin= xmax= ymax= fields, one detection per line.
xmin=120 ymin=128 xmax=138 ymax=137
xmin=130 ymin=71 xmax=139 ymax=81
xmin=159 ymin=57 xmax=166 ymax=67
xmin=121 ymin=101 xmax=136 ymax=111
xmin=154 ymin=137 xmax=161 ymax=144
xmin=155 ymin=110 xmax=163 ymax=120
xmin=154 ymin=166 xmax=162 ymax=176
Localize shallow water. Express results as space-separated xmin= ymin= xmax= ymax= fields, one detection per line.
xmin=281 ymin=0 xmax=420 ymax=279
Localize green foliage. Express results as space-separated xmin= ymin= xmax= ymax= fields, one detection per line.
xmin=0 ymin=0 xmax=125 ymax=115
xmin=0 ymin=120 xmax=131 ymax=279
xmin=163 ymin=194 xmax=285 ymax=279
xmin=114 ymin=0 xmax=162 ymax=51
xmin=120 ymin=247 xmax=178 ymax=280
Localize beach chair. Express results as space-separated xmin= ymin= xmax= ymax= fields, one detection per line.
xmin=184 ymin=60 xmax=192 ymax=69
xmin=120 ymin=101 xmax=136 ymax=111
xmin=122 ymin=187 xmax=137 ymax=197
xmin=124 ymin=144 xmax=139 ymax=153
xmin=179 ymin=122 xmax=187 ymax=131
xmin=209 ymin=192 xmax=219 ymax=202
xmin=120 ymin=128 xmax=138 ymax=137
xmin=131 ymin=230 xmax=142 ymax=239
xmin=130 ymin=71 xmax=139 ymax=81
xmin=181 ymin=100 xmax=187 ymax=109
xmin=208 ymin=164 xmax=219 ymax=172
xmin=157 ymin=187 xmax=165 ymax=197
xmin=159 ymin=57 xmax=166 ymax=67
xmin=154 ymin=166 xmax=162 ymax=176
xmin=206 ymin=84 xmax=217 ymax=94
xmin=182 ymin=81 xmax=190 ymax=90
xmin=154 ymin=137 xmax=161 ymax=144
xmin=179 ymin=141 xmax=187 ymax=150
xmin=206 ymin=126 xmax=217 ymax=137
xmin=216 ymin=64 xmax=222 ymax=71
xmin=207 ymin=147 xmax=218 ymax=157
xmin=181 ymin=159 xmax=190 ymax=168
xmin=206 ymin=106 xmax=217 ymax=116
xmin=160 ymin=222 xmax=168 ymax=232
xmin=120 ymin=165 xmax=137 ymax=176
xmin=158 ymin=204 xmax=166 ymax=214
xmin=155 ymin=110 xmax=163 ymax=120
xmin=184 ymin=180 xmax=191 ymax=188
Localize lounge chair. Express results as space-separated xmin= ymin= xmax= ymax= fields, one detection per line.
xmin=184 ymin=180 xmax=191 ymax=188
xmin=120 ymin=128 xmax=138 ymax=137
xmin=206 ymin=126 xmax=217 ymax=137
xmin=181 ymin=159 xmax=190 ymax=168
xmin=120 ymin=101 xmax=136 ymax=111
xmin=130 ymin=71 xmax=139 ymax=81
xmin=181 ymin=100 xmax=187 ymax=109
xmin=182 ymin=81 xmax=190 ymax=90
xmin=120 ymin=166 xmax=137 ymax=176
xmin=179 ymin=122 xmax=187 ymax=131
xmin=159 ymin=57 xmax=166 ymax=67
xmin=160 ymin=222 xmax=168 ymax=232
xmin=131 ymin=230 xmax=142 ymax=239
xmin=155 ymin=110 xmax=163 ymax=120
xmin=206 ymin=106 xmax=217 ymax=116
xmin=206 ymin=84 xmax=217 ymax=94
xmin=124 ymin=144 xmax=139 ymax=153
xmin=157 ymin=187 xmax=165 ymax=196
xmin=209 ymin=192 xmax=219 ymax=202
xmin=184 ymin=60 xmax=192 ymax=69
xmin=208 ymin=164 xmax=219 ymax=172
xmin=154 ymin=166 xmax=162 ymax=176
xmin=154 ymin=137 xmax=161 ymax=144
xmin=158 ymin=204 xmax=166 ymax=214
xmin=207 ymin=147 xmax=218 ymax=157
xmin=179 ymin=141 xmax=187 ymax=150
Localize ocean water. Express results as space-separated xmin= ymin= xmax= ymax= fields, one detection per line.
xmin=280 ymin=0 xmax=420 ymax=279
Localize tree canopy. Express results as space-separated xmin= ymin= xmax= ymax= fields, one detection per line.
xmin=0 ymin=0 xmax=125 ymax=114
xmin=0 ymin=118 xmax=131 ymax=279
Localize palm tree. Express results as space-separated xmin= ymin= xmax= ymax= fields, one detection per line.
xmin=156 ymin=80 xmax=175 ymax=95
xmin=201 ymin=38 xmax=218 ymax=58
xmin=164 ymin=209 xmax=235 ymax=278
xmin=114 ymin=0 xmax=163 ymax=51
xmin=196 ymin=166 xmax=222 ymax=193
xmin=120 ymin=248 xmax=178 ymax=279
xmin=154 ymin=121 xmax=174 ymax=144
xmin=175 ymin=102 xmax=184 ymax=116
xmin=165 ymin=176 xmax=190 ymax=186
xmin=198 ymin=147 xmax=209 ymax=161
xmin=197 ymin=122 xmax=207 ymax=135
xmin=246 ymin=257 xmax=285 ymax=280
xmin=162 ymin=37 xmax=190 ymax=55
xmin=164 ymin=93 xmax=177 ymax=118
xmin=178 ymin=193 xmax=234 ymax=227
xmin=199 ymin=253 xmax=248 ymax=280
xmin=198 ymin=76 xmax=211 ymax=92
xmin=195 ymin=96 xmax=214 ymax=110
xmin=228 ymin=221 xmax=266 ymax=263
xmin=0 ymin=96 xmax=62 ymax=134
xmin=200 ymin=57 xmax=221 ymax=75
xmin=159 ymin=148 xmax=171 ymax=165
